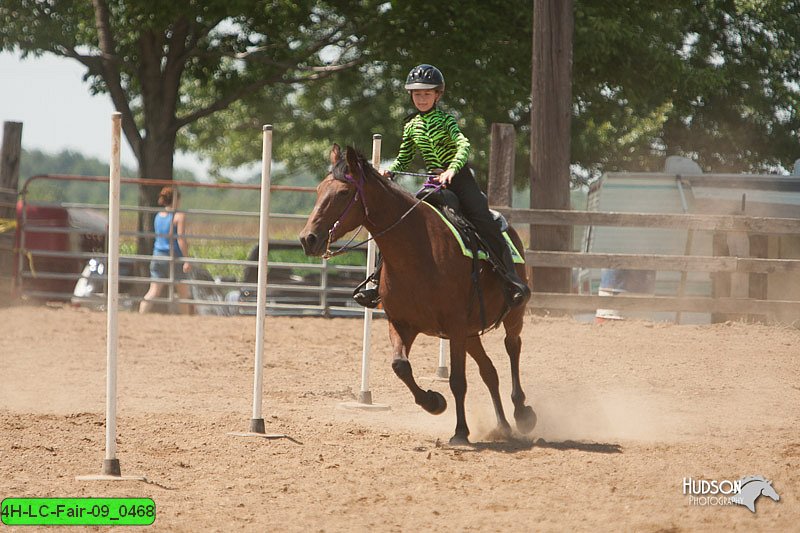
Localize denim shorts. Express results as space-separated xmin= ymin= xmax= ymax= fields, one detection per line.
xmin=149 ymin=255 xmax=185 ymax=280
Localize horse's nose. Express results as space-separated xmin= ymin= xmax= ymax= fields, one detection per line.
xmin=299 ymin=232 xmax=318 ymax=256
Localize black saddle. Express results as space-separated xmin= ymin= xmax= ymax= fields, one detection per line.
xmin=415 ymin=186 xmax=513 ymax=332
xmin=415 ymin=187 xmax=509 ymax=246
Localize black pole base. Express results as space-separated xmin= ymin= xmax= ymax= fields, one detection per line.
xmin=249 ymin=418 xmax=265 ymax=434
xmin=102 ymin=458 xmax=121 ymax=477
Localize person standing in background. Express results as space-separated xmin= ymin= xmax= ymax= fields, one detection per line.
xmin=139 ymin=186 xmax=192 ymax=314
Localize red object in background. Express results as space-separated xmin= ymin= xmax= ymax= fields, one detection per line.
xmin=13 ymin=200 xmax=107 ymax=298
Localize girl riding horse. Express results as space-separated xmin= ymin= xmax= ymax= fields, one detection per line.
xmin=299 ymin=144 xmax=537 ymax=445
xmin=353 ymin=64 xmax=531 ymax=310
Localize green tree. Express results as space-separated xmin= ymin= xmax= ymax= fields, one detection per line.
xmin=5 ymin=1 xmax=798 ymax=194
xmin=186 ymin=0 xmax=534 ymax=183
xmin=190 ymin=0 xmax=799 ymax=185
xmin=573 ymin=0 xmax=800 ymax=176
xmin=1 ymin=0 xmax=378 ymax=250
xmin=661 ymin=0 xmax=800 ymax=172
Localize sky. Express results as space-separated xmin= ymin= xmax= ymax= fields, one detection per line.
xmin=0 ymin=50 xmax=209 ymax=177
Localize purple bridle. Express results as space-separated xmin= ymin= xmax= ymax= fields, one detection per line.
xmin=324 ymin=162 xmax=371 ymax=259
xmin=321 ymin=162 xmax=443 ymax=259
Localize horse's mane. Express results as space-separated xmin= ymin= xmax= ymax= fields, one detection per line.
xmin=739 ymin=475 xmax=769 ymax=486
xmin=331 ymin=148 xmax=415 ymax=203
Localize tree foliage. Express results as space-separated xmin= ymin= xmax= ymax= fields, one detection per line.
xmin=3 ymin=1 xmax=798 ymax=191
xmin=190 ymin=0 xmax=800 ymax=185
xmin=1 ymin=0 xmax=382 ymax=254
xmin=574 ymin=0 xmax=800 ymax=176
xmin=185 ymin=0 xmax=534 ymax=182
xmin=662 ymin=0 xmax=800 ymax=172
xmin=0 ymin=0 xmax=378 ymax=185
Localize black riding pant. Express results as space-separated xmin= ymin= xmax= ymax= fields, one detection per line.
xmin=448 ymin=165 xmax=509 ymax=265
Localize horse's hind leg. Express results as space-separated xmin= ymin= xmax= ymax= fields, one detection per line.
xmin=448 ymin=336 xmax=470 ymax=445
xmin=503 ymin=307 xmax=537 ymax=434
xmin=465 ymin=336 xmax=512 ymax=439
xmin=388 ymin=322 xmax=446 ymax=415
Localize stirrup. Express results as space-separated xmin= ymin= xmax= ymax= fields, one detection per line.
xmin=353 ymin=288 xmax=381 ymax=308
xmin=506 ymin=282 xmax=531 ymax=308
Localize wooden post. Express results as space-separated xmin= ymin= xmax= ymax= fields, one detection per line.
xmin=748 ymin=235 xmax=768 ymax=300
xmin=487 ymin=123 xmax=515 ymax=208
xmin=712 ymin=231 xmax=749 ymax=323
xmin=0 ymin=121 xmax=23 ymax=220
xmin=711 ymin=232 xmax=730 ymax=323
xmin=0 ymin=122 xmax=22 ymax=297
xmin=530 ymin=0 xmax=573 ymax=294
xmin=748 ymin=233 xmax=768 ymax=322
xmin=727 ymin=232 xmax=750 ymax=300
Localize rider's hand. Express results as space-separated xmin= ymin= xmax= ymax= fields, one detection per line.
xmin=381 ymin=169 xmax=395 ymax=179
xmin=435 ymin=169 xmax=455 ymax=187
xmin=183 ymin=262 xmax=192 ymax=274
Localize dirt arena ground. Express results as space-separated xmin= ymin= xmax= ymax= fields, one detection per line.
xmin=1 ymin=304 xmax=798 ymax=532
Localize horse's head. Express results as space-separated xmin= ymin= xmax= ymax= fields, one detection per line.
xmin=760 ymin=481 xmax=780 ymax=502
xmin=299 ymin=144 xmax=370 ymax=256
xmin=736 ymin=476 xmax=781 ymax=511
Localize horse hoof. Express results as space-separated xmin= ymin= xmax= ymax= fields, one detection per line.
xmin=421 ymin=390 xmax=447 ymax=415
xmin=486 ymin=424 xmax=514 ymax=441
xmin=449 ymin=434 xmax=470 ymax=446
xmin=515 ymin=405 xmax=537 ymax=434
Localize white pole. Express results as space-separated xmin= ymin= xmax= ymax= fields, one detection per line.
xmin=228 ymin=124 xmax=287 ymax=440
xmin=77 ymin=113 xmax=145 ymax=480
xmin=103 ymin=112 xmax=122 ymax=476
xmin=358 ymin=134 xmax=381 ymax=404
xmin=436 ymin=339 xmax=449 ymax=379
xmin=251 ymin=124 xmax=272 ymax=433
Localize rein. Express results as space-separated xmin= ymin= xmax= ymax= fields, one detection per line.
xmin=322 ymin=166 xmax=443 ymax=259
xmin=390 ymin=170 xmax=437 ymax=179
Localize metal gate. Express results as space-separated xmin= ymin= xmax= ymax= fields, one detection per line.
xmin=12 ymin=174 xmax=368 ymax=316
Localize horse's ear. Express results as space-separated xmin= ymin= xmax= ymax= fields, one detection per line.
xmin=330 ymin=144 xmax=341 ymax=165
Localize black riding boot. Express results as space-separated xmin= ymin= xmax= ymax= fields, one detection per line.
xmin=499 ymin=246 xmax=531 ymax=308
xmin=353 ymin=255 xmax=382 ymax=308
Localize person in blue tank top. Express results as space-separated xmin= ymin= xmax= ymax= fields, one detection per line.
xmin=139 ymin=186 xmax=193 ymax=314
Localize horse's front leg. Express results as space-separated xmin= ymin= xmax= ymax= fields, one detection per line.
xmin=466 ymin=336 xmax=512 ymax=439
xmin=448 ymin=336 xmax=470 ymax=445
xmin=388 ymin=322 xmax=447 ymax=415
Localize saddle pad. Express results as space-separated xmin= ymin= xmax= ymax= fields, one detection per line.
xmin=422 ymin=201 xmax=524 ymax=264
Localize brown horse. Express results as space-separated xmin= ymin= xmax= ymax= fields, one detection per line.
xmin=299 ymin=145 xmax=536 ymax=445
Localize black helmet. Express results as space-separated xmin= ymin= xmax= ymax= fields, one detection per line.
xmin=404 ymin=64 xmax=445 ymax=91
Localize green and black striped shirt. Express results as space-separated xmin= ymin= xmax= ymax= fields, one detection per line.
xmin=388 ymin=107 xmax=470 ymax=174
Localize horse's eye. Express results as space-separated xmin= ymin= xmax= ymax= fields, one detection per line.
xmin=336 ymin=189 xmax=350 ymax=198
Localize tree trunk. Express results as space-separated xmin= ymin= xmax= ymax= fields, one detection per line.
xmin=530 ymin=0 xmax=573 ymax=294
xmin=133 ymin=27 xmax=182 ymax=257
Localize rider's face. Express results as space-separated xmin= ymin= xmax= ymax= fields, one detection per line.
xmin=411 ymin=90 xmax=439 ymax=112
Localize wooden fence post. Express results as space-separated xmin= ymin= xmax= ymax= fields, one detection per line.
xmin=0 ymin=121 xmax=23 ymax=220
xmin=748 ymin=233 xmax=768 ymax=322
xmin=0 ymin=121 xmax=22 ymax=297
xmin=487 ymin=123 xmax=515 ymax=208
xmin=711 ymin=232 xmax=730 ymax=323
